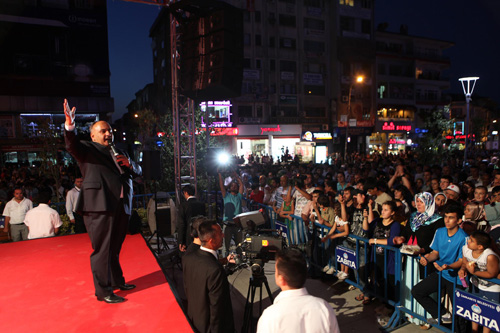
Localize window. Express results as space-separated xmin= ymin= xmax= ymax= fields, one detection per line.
xmin=255 ymin=34 xmax=262 ymax=46
xmin=340 ymin=16 xmax=355 ymax=32
xmin=270 ymin=59 xmax=276 ymax=71
xmin=269 ymin=37 xmax=275 ymax=47
xmin=254 ymin=11 xmax=261 ymax=22
xmin=279 ymin=14 xmax=296 ymax=27
xmin=279 ymin=0 xmax=295 ymax=3
xmin=377 ymin=64 xmax=386 ymax=75
xmin=280 ymin=60 xmax=296 ymax=72
xmin=304 ymin=0 xmax=322 ymax=7
xmin=244 ymin=33 xmax=251 ymax=46
xmin=280 ymin=84 xmax=297 ymax=94
xmin=339 ymin=0 xmax=354 ymax=6
xmin=256 ymin=106 xmax=263 ymax=117
xmin=304 ymin=40 xmax=325 ymax=53
xmin=361 ymin=0 xmax=372 ymax=8
xmin=304 ymin=63 xmax=323 ymax=73
xmin=256 ymin=59 xmax=262 ymax=69
xmin=389 ymin=65 xmax=402 ymax=76
xmin=279 ymin=38 xmax=296 ymax=49
xmin=304 ymin=18 xmax=325 ymax=30
xmin=361 ymin=20 xmax=371 ymax=34
xmin=238 ymin=105 xmax=253 ymax=117
xmin=304 ymin=107 xmax=325 ymax=117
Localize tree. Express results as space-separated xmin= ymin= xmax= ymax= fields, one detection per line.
xmin=37 ymin=119 xmax=64 ymax=202
xmin=415 ymin=107 xmax=455 ymax=165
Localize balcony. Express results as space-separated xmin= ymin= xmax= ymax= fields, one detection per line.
xmin=269 ymin=116 xmax=328 ymax=124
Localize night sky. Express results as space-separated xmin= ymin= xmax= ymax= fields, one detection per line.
xmin=107 ymin=0 xmax=500 ymax=121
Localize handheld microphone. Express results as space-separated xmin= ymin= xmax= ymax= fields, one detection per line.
xmin=109 ymin=142 xmax=120 ymax=157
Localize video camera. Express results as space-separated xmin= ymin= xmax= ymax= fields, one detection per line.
xmin=226 ymin=232 xmax=284 ymax=276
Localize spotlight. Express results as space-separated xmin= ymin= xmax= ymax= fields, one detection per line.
xmin=217 ymin=152 xmax=230 ymax=165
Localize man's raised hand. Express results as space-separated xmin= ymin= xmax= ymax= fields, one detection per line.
xmin=64 ymin=99 xmax=76 ymax=125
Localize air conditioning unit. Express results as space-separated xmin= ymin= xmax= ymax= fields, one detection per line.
xmin=239 ymin=117 xmax=246 ymax=123
xmin=322 ymin=124 xmax=329 ymax=131
xmin=277 ymin=110 xmax=285 ymax=116
xmin=342 ymin=95 xmax=349 ymax=103
xmin=299 ymin=111 xmax=306 ymax=117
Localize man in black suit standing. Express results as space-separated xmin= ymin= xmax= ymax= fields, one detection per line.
xmin=182 ymin=220 xmax=235 ymax=333
xmin=63 ymin=99 xmax=142 ymax=304
xmin=178 ymin=184 xmax=206 ymax=252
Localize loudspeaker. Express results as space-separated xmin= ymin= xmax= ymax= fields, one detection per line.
xmin=142 ymin=150 xmax=162 ymax=181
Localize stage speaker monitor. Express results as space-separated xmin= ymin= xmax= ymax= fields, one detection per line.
xmin=142 ymin=150 xmax=162 ymax=181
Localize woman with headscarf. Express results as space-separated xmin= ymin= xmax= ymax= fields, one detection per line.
xmin=434 ymin=192 xmax=447 ymax=216
xmin=393 ymin=192 xmax=445 ymax=329
xmin=462 ymin=201 xmax=490 ymax=235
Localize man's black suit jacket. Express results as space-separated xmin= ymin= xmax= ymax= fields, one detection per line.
xmin=65 ymin=129 xmax=141 ymax=215
xmin=178 ymin=197 xmax=206 ymax=247
xmin=183 ymin=248 xmax=234 ymax=333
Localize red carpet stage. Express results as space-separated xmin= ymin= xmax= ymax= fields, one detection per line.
xmin=0 ymin=233 xmax=192 ymax=332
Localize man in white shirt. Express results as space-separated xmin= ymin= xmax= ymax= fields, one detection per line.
xmin=65 ymin=177 xmax=85 ymax=233
xmin=2 ymin=187 xmax=33 ymax=241
xmin=24 ymin=191 xmax=62 ymax=239
xmin=257 ymin=249 xmax=340 ymax=333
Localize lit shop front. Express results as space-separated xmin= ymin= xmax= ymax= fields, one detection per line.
xmin=370 ymin=121 xmax=413 ymax=154
xmin=236 ymin=124 xmax=302 ymax=162
xmin=300 ymin=131 xmax=333 ymax=163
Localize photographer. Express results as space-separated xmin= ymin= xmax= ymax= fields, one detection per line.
xmin=218 ymin=170 xmax=244 ymax=256
xmin=257 ymin=248 xmax=340 ymax=333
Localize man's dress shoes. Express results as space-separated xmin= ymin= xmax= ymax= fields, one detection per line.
xmin=97 ymin=293 xmax=125 ymax=304
xmin=116 ymin=283 xmax=136 ymax=291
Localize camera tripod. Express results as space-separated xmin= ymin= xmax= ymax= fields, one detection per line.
xmin=241 ymin=273 xmax=274 ymax=333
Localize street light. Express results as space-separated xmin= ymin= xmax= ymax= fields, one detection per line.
xmin=459 ymin=76 xmax=479 ymax=167
xmin=344 ymin=75 xmax=364 ymax=161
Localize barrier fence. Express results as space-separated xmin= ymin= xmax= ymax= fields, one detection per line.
xmin=47 ymin=192 xmax=500 ymax=332
xmin=250 ymin=200 xmax=500 ymax=333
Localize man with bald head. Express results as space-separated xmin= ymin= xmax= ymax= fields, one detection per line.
xmin=64 ymin=99 xmax=142 ymax=303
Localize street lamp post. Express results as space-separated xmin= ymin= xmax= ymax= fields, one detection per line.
xmin=344 ymin=76 xmax=364 ymax=161
xmin=459 ymin=76 xmax=479 ymax=167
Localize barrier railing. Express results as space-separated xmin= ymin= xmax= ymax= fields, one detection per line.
xmin=214 ymin=200 xmax=500 ymax=333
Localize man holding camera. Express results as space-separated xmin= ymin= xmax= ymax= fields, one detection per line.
xmin=257 ymin=249 xmax=340 ymax=333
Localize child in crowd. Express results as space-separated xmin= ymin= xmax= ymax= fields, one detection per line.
xmin=321 ymin=194 xmax=350 ymax=280
xmin=459 ymin=231 xmax=500 ymax=333
xmin=278 ymin=193 xmax=294 ymax=223
xmin=249 ymin=183 xmax=264 ymax=204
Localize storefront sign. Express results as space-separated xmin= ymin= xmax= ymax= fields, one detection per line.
xmin=280 ymin=95 xmax=297 ymax=104
xmin=302 ymin=131 xmax=333 ymax=141
xmin=261 ymin=125 xmax=282 ymax=135
xmin=335 ymin=246 xmax=357 ymax=270
xmin=455 ymin=290 xmax=500 ymax=332
xmin=238 ymin=124 xmax=302 ymax=137
xmin=389 ymin=139 xmax=406 ymax=145
xmin=381 ymin=122 xmax=412 ymax=131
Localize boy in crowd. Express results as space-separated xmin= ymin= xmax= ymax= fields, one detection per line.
xmin=411 ymin=204 xmax=468 ymax=326
xmin=459 ymin=231 xmax=500 ymax=333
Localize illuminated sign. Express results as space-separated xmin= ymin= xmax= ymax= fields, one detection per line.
xmin=389 ymin=139 xmax=406 ymax=144
xmin=302 ymin=131 xmax=333 ymax=141
xmin=261 ymin=125 xmax=282 ymax=135
xmin=381 ymin=122 xmax=412 ymax=132
xmin=200 ymin=100 xmax=233 ymax=128
xmin=445 ymin=134 xmax=475 ymax=140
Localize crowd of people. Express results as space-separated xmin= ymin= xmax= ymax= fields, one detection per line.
xmin=4 ymin=142 xmax=500 ymax=331
xmin=217 ymin=151 xmax=500 ymax=331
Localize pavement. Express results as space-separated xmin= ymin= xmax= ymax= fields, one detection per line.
xmin=154 ymin=237 xmax=442 ymax=333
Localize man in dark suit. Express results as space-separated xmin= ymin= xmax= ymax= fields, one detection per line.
xmin=178 ymin=184 xmax=206 ymax=252
xmin=63 ymin=99 xmax=142 ymax=304
xmin=182 ymin=220 xmax=235 ymax=333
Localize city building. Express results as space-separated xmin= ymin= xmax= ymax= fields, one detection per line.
xmin=373 ymin=26 xmax=453 ymax=154
xmin=0 ymin=0 xmax=113 ymax=165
